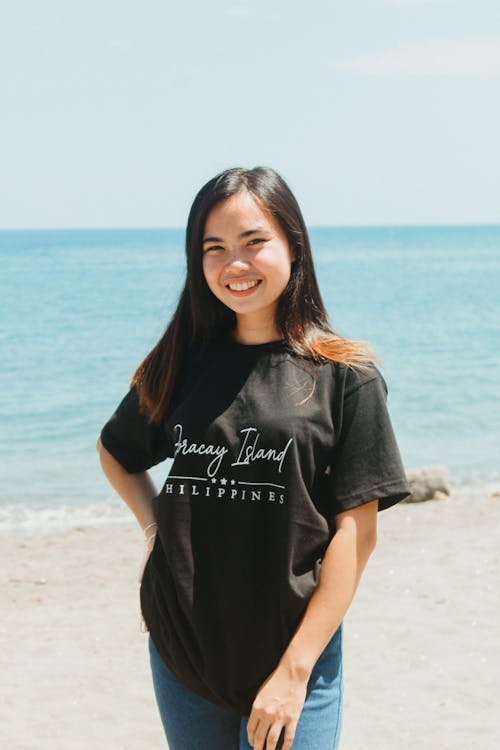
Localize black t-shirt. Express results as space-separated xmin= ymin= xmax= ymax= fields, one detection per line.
xmin=100 ymin=334 xmax=411 ymax=715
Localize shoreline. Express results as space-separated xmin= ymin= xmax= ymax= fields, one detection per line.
xmin=2 ymin=490 xmax=499 ymax=749
xmin=1 ymin=475 xmax=500 ymax=537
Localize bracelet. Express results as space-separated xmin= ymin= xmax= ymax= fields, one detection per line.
xmin=142 ymin=521 xmax=158 ymax=537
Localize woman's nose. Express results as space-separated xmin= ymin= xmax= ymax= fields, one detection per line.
xmin=225 ymin=249 xmax=251 ymax=270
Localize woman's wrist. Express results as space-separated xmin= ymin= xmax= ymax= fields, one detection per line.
xmin=138 ymin=524 xmax=157 ymax=584
xmin=142 ymin=521 xmax=158 ymax=551
xmin=142 ymin=521 xmax=158 ymax=537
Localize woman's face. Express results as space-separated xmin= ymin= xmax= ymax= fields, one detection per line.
xmin=202 ymin=191 xmax=295 ymax=337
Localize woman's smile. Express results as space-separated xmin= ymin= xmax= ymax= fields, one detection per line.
xmin=225 ymin=278 xmax=262 ymax=296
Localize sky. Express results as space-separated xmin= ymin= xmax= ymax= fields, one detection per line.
xmin=1 ymin=0 xmax=499 ymax=228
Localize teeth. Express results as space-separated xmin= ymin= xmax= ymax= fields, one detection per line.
xmin=228 ymin=280 xmax=260 ymax=291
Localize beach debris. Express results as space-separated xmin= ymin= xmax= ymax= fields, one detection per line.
xmin=403 ymin=465 xmax=450 ymax=502
xmin=432 ymin=490 xmax=448 ymax=500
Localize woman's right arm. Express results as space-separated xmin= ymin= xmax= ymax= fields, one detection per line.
xmin=96 ymin=437 xmax=158 ymax=532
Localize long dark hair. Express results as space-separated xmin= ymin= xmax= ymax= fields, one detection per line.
xmin=132 ymin=166 xmax=378 ymax=422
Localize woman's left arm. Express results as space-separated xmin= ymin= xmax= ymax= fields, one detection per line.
xmin=246 ymin=498 xmax=378 ymax=750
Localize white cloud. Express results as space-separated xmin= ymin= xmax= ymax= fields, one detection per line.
xmin=225 ymin=5 xmax=256 ymax=18
xmin=334 ymin=37 xmax=500 ymax=76
xmin=383 ymin=0 xmax=442 ymax=5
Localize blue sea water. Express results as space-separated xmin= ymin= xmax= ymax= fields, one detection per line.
xmin=1 ymin=226 xmax=499 ymax=532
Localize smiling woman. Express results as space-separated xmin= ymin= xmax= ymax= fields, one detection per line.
xmin=201 ymin=191 xmax=295 ymax=343
xmin=97 ymin=165 xmax=411 ymax=750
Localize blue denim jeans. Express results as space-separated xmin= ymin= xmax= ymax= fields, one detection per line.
xmin=148 ymin=623 xmax=343 ymax=750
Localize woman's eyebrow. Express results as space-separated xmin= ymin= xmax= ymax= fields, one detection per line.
xmin=202 ymin=228 xmax=269 ymax=244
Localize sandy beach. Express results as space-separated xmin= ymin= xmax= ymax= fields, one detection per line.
xmin=2 ymin=489 xmax=499 ymax=750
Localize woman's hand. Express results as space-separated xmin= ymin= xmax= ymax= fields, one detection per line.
xmin=138 ymin=525 xmax=157 ymax=584
xmin=246 ymin=664 xmax=308 ymax=750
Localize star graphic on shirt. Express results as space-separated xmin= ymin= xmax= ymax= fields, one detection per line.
xmin=211 ymin=478 xmax=217 ymax=484
xmin=220 ymin=477 xmax=227 ymax=486
xmin=230 ymin=479 xmax=236 ymax=485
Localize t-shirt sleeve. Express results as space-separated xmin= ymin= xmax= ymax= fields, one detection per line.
xmin=326 ymin=365 xmax=411 ymax=517
xmin=99 ymin=385 xmax=172 ymax=473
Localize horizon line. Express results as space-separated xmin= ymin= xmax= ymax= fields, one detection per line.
xmin=1 ymin=221 xmax=500 ymax=232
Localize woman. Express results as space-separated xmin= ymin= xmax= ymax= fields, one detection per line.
xmin=97 ymin=166 xmax=411 ymax=750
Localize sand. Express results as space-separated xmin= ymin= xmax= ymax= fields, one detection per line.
xmin=1 ymin=489 xmax=499 ymax=750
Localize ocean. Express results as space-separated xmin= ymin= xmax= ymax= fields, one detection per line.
xmin=1 ymin=225 xmax=499 ymax=533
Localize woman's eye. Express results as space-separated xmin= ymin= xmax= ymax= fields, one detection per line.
xmin=203 ymin=239 xmax=266 ymax=254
